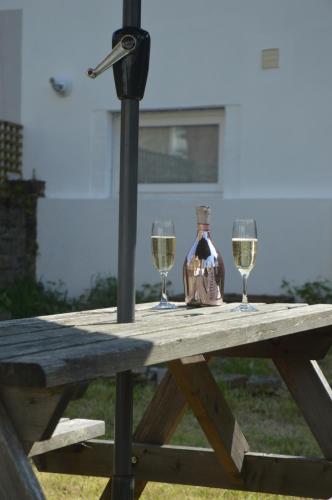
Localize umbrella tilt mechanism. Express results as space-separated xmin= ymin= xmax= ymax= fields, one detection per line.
xmin=86 ymin=35 xmax=137 ymax=78
xmin=87 ymin=26 xmax=150 ymax=100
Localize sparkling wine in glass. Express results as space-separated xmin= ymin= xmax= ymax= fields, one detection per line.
xmin=151 ymin=220 xmax=176 ymax=310
xmin=231 ymin=219 xmax=258 ymax=312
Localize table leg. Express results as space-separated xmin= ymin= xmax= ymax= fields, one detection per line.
xmin=36 ymin=356 xmax=332 ymax=499
xmin=0 ymin=398 xmax=45 ymax=499
xmin=133 ymin=369 xmax=187 ymax=499
xmin=101 ymin=369 xmax=187 ymax=499
xmin=0 ymin=384 xmax=83 ymax=450
xmin=169 ymin=355 xmax=249 ymax=484
xmin=274 ymin=358 xmax=332 ymax=458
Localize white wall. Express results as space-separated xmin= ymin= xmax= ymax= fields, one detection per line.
xmin=37 ymin=196 xmax=332 ymax=297
xmin=2 ymin=0 xmax=332 ymax=296
xmin=0 ymin=9 xmax=22 ymax=121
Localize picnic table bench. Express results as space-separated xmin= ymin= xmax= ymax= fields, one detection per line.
xmin=0 ymin=302 xmax=332 ymax=499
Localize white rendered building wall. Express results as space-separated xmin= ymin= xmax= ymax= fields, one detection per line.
xmin=2 ymin=0 xmax=332 ymax=295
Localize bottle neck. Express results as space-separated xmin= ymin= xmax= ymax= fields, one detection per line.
xmin=197 ymin=223 xmax=210 ymax=237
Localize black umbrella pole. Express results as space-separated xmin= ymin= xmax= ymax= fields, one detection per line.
xmin=112 ymin=371 xmax=134 ymax=499
xmin=113 ymin=99 xmax=139 ymax=500
xmin=112 ymin=25 xmax=142 ymax=495
xmin=112 ymin=1 xmax=142 ymax=497
xmin=117 ymin=100 xmax=139 ymax=324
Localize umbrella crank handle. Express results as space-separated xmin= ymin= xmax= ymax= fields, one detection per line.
xmin=87 ymin=35 xmax=136 ymax=79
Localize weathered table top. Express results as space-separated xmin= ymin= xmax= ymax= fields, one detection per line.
xmin=0 ymin=302 xmax=332 ymax=388
xmin=0 ymin=302 xmax=331 ymax=500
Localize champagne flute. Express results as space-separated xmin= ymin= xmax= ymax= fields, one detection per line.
xmin=231 ymin=218 xmax=258 ymax=312
xmin=151 ymin=220 xmax=177 ymax=310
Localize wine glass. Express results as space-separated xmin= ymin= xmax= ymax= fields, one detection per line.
xmin=231 ymin=218 xmax=258 ymax=312
xmin=151 ymin=220 xmax=177 ymax=310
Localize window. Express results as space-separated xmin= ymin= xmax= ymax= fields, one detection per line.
xmin=139 ymin=124 xmax=218 ymax=183
xmin=112 ymin=108 xmax=224 ymax=193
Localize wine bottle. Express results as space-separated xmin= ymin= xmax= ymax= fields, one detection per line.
xmin=183 ymin=206 xmax=225 ymax=306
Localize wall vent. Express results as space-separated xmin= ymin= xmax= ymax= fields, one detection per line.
xmin=261 ymin=48 xmax=279 ymax=69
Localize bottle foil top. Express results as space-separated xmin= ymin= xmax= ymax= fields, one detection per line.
xmin=196 ymin=206 xmax=211 ymax=225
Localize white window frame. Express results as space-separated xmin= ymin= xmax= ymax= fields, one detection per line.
xmin=111 ymin=107 xmax=225 ymax=195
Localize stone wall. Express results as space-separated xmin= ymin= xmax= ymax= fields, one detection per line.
xmin=0 ymin=179 xmax=44 ymax=287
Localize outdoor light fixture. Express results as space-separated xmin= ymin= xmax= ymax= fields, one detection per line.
xmin=49 ymin=77 xmax=72 ymax=96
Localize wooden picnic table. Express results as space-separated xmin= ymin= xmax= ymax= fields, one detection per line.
xmin=0 ymin=302 xmax=332 ymax=499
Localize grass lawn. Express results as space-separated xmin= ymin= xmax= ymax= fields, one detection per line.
xmin=36 ymin=353 xmax=332 ymax=499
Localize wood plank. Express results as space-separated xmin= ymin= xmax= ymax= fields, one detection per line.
xmin=133 ymin=370 xmax=187 ymax=443
xmin=0 ymin=302 xmax=156 ymax=337
xmin=0 ymin=302 xmax=298 ymax=347
xmin=0 ymin=302 xmax=153 ymax=328
xmin=133 ymin=368 xmax=187 ymax=499
xmin=137 ymin=302 xmax=295 ymax=320
xmin=0 ymin=384 xmax=77 ymax=445
xmin=0 ymin=304 xmax=307 ymax=350
xmin=100 ymin=369 xmax=188 ymax=499
xmin=273 ymin=358 xmax=332 ymax=458
xmin=37 ymin=440 xmax=332 ymax=499
xmin=0 ymin=398 xmax=45 ymax=499
xmin=168 ymin=356 xmax=249 ymax=483
xmin=0 ymin=311 xmax=117 ymax=337
xmin=0 ymin=303 xmax=157 ymax=339
xmin=0 ymin=307 xmax=277 ymax=360
xmin=0 ymin=302 xmax=297 ymax=336
xmin=0 ymin=304 xmax=303 ymax=376
xmin=243 ymin=451 xmax=332 ymax=498
xmin=0 ymin=301 xmax=300 ymax=335
xmin=215 ymin=326 xmax=332 ymax=359
xmin=29 ymin=418 xmax=105 ymax=457
xmin=0 ymin=329 xmax=120 ymax=358
xmin=1 ymin=304 xmax=332 ymax=388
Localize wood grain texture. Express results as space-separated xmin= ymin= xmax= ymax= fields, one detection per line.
xmin=274 ymin=358 xmax=332 ymax=458
xmin=29 ymin=418 xmax=105 ymax=457
xmin=133 ymin=369 xmax=188 ymax=499
xmin=0 ymin=304 xmax=304 ymax=348
xmin=37 ymin=440 xmax=332 ymax=499
xmin=0 ymin=398 xmax=45 ymax=499
xmin=0 ymin=385 xmax=75 ymax=445
xmin=1 ymin=303 xmax=331 ymax=388
xmin=0 ymin=303 xmax=296 ymax=345
xmin=133 ymin=369 xmax=187 ymax=443
xmin=168 ymin=356 xmax=249 ymax=483
xmin=243 ymin=451 xmax=332 ymax=498
xmin=100 ymin=369 xmax=188 ymax=499
xmin=215 ymin=326 xmax=332 ymax=359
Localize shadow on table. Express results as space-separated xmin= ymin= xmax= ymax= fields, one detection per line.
xmin=0 ymin=309 xmax=157 ymax=388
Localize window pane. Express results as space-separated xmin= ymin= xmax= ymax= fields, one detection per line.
xmin=138 ymin=125 xmax=218 ymax=183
